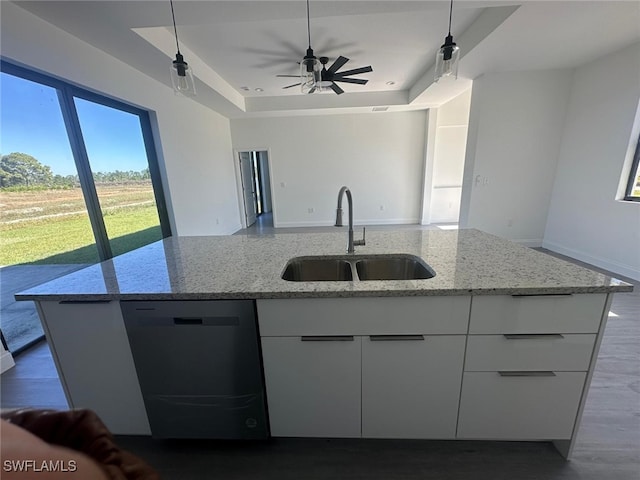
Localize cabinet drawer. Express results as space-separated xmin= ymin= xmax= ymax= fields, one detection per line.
xmin=469 ymin=294 xmax=606 ymax=334
xmin=457 ymin=371 xmax=586 ymax=440
xmin=257 ymin=297 xmax=470 ymax=336
xmin=465 ymin=334 xmax=596 ymax=372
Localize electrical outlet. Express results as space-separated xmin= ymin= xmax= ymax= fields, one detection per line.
xmin=308 ymin=207 xmax=314 ymax=214
xmin=380 ymin=205 xmax=384 ymax=211
xmin=216 ymin=218 xmax=219 ymax=225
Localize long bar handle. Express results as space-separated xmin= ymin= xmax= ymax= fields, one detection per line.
xmin=369 ymin=335 xmax=424 ymax=341
xmin=498 ymin=371 xmax=556 ymax=377
xmin=503 ymin=334 xmax=565 ymax=340
xmin=301 ymin=336 xmax=354 ymax=342
xmin=511 ymin=294 xmax=573 ymax=298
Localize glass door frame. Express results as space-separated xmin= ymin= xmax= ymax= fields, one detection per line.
xmin=1 ymin=59 xmax=172 ymax=261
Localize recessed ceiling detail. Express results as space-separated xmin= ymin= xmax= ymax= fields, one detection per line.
xmin=12 ymin=1 xmax=640 ymax=118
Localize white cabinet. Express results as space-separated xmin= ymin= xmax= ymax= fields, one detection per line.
xmin=37 ymin=301 xmax=150 ymax=435
xmin=457 ymin=293 xmax=609 ymax=445
xmin=361 ymin=335 xmax=465 ymax=439
xmin=257 ymin=297 xmax=471 ymax=439
xmin=457 ymin=372 xmax=587 ymax=440
xmin=469 ymin=294 xmax=606 ymax=334
xmin=261 ymin=336 xmax=361 ymax=438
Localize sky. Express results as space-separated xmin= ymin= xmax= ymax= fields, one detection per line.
xmin=1 ymin=72 xmax=149 ymax=177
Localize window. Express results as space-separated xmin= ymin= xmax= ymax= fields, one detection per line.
xmin=624 ymin=134 xmax=640 ymax=202
xmin=1 ymin=60 xmax=171 ymax=352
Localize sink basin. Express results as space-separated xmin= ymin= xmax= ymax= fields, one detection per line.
xmin=282 ymin=254 xmax=435 ymax=282
xmin=282 ymin=257 xmax=353 ymax=282
xmin=355 ymin=254 xmax=435 ymax=281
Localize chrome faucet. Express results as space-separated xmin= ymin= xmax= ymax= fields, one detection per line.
xmin=335 ymin=186 xmax=366 ymax=253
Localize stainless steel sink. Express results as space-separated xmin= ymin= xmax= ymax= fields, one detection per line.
xmin=355 ymin=254 xmax=435 ymax=281
xmin=281 ymin=257 xmax=353 ymax=282
xmin=282 ymin=254 xmax=435 ymax=282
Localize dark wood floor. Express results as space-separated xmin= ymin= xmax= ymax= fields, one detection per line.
xmin=2 ymin=250 xmax=638 ymax=480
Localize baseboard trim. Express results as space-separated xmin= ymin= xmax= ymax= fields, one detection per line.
xmin=542 ymin=240 xmax=640 ymax=282
xmin=275 ymin=218 xmax=419 ymax=228
xmin=1 ymin=349 xmax=15 ymax=374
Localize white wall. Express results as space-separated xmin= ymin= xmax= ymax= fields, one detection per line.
xmin=429 ymin=89 xmax=471 ymax=223
xmin=459 ymin=69 xmax=573 ymax=245
xmin=230 ymin=112 xmax=427 ymax=227
xmin=1 ymin=2 xmax=241 ymax=236
xmin=543 ymin=42 xmax=640 ymax=281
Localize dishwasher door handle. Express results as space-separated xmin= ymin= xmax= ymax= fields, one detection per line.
xmin=174 ymin=317 xmax=203 ymax=325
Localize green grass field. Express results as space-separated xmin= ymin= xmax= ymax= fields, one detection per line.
xmin=0 ymin=183 xmax=163 ymax=265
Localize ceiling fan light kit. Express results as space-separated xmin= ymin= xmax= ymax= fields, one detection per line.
xmin=300 ymin=47 xmax=322 ymax=94
xmin=277 ymin=0 xmax=373 ymax=95
xmin=435 ymin=0 xmax=460 ymax=83
xmin=169 ymin=0 xmax=196 ymax=97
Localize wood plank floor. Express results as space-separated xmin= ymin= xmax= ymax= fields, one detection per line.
xmin=1 ymin=248 xmax=638 ymax=480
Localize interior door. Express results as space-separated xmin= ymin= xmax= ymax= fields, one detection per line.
xmin=239 ymin=152 xmax=257 ymax=227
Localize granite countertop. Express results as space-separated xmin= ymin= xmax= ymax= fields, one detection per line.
xmin=15 ymin=229 xmax=633 ymax=301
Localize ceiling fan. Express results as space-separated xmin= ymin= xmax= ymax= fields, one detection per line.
xmin=276 ymin=0 xmax=373 ymax=95
xmin=278 ymin=56 xmax=372 ymax=95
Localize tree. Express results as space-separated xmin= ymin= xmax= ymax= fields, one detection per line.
xmin=0 ymin=152 xmax=53 ymax=187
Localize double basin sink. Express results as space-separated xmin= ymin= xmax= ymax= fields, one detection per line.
xmin=282 ymin=254 xmax=435 ymax=282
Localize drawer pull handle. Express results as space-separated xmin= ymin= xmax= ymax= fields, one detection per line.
xmin=498 ymin=371 xmax=556 ymax=377
xmin=59 ymin=300 xmax=111 ymax=304
xmin=301 ymin=336 xmax=354 ymax=342
xmin=511 ymin=294 xmax=573 ymax=298
xmin=503 ymin=334 xmax=564 ymax=340
xmin=370 ymin=335 xmax=425 ymax=341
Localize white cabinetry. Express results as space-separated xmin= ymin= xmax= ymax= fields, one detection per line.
xmin=257 ymin=296 xmax=471 ymax=439
xmin=361 ymin=335 xmax=465 ymax=439
xmin=261 ymin=336 xmax=361 ymax=438
xmin=37 ymin=301 xmax=150 ymax=435
xmin=457 ymin=293 xmax=608 ymax=443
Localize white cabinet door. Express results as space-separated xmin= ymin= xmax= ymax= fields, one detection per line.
xmin=361 ymin=335 xmax=466 ymax=439
xmin=457 ymin=371 xmax=587 ymax=440
xmin=38 ymin=301 xmax=150 ymax=435
xmin=261 ymin=336 xmax=361 ymax=438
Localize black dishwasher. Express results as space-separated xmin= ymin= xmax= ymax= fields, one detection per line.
xmin=121 ymin=300 xmax=268 ymax=439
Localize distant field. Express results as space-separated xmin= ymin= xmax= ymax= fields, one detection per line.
xmin=0 ymin=183 xmax=162 ymax=265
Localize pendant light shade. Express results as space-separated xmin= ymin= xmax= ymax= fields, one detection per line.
xmin=169 ymin=0 xmax=196 ymax=97
xmin=300 ymin=0 xmax=320 ymax=94
xmin=435 ymin=0 xmax=460 ymax=83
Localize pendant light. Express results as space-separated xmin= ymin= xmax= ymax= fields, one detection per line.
xmin=300 ymin=0 xmax=321 ymax=94
xmin=434 ymin=0 xmax=460 ymax=83
xmin=169 ymin=0 xmax=196 ymax=97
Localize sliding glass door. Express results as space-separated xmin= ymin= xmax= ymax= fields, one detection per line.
xmin=0 ymin=60 xmax=170 ymax=352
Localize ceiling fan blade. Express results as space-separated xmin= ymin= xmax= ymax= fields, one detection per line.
xmin=277 ymin=75 xmax=302 ymax=78
xmin=308 ymin=86 xmax=317 ymax=94
xmin=282 ymin=83 xmax=301 ymax=89
xmin=333 ymin=77 xmax=368 ymax=85
xmin=330 ymin=83 xmax=344 ymax=95
xmin=327 ymin=56 xmax=349 ymax=74
xmin=333 ymin=66 xmax=373 ymax=77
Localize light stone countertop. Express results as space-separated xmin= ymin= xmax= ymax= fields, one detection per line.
xmin=15 ymin=229 xmax=633 ymax=301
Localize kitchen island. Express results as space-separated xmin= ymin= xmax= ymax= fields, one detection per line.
xmin=15 ymin=229 xmax=633 ymax=458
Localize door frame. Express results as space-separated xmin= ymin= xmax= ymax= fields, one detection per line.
xmin=233 ymin=148 xmax=276 ymax=229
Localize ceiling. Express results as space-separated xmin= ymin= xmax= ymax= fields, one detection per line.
xmin=10 ymin=1 xmax=640 ymax=118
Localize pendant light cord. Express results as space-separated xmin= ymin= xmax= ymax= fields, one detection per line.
xmin=448 ymin=0 xmax=454 ymax=36
xmin=170 ymin=0 xmax=181 ymax=54
xmin=306 ymin=0 xmax=312 ymax=48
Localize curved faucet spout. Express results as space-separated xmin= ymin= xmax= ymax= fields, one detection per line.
xmin=334 ymin=186 xmax=365 ymax=253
